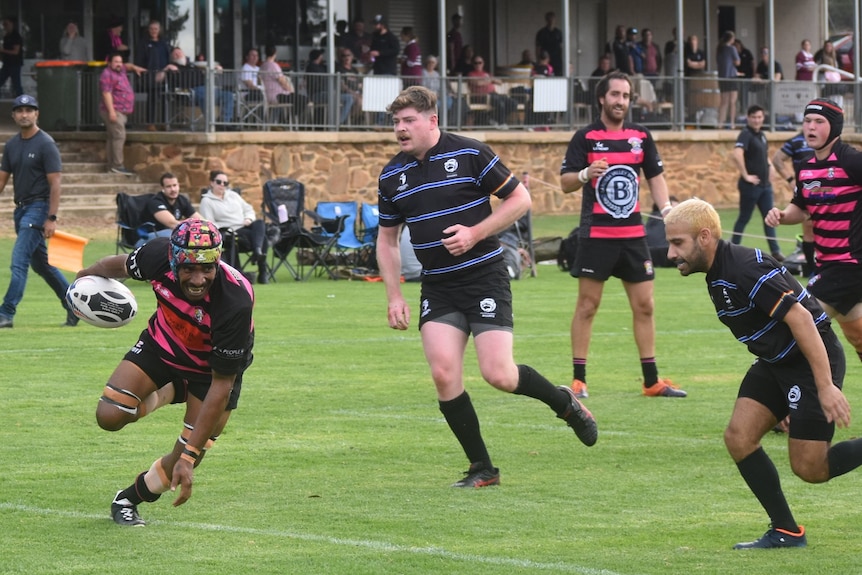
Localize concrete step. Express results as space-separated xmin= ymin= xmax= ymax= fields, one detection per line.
xmin=61 ymin=172 xmax=148 ymax=185
xmin=62 ymin=162 xmax=107 ymax=174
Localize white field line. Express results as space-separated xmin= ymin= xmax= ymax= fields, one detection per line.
xmin=0 ymin=502 xmax=630 ymax=575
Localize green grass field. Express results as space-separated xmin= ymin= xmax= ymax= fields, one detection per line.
xmin=1 ymin=213 xmax=860 ymax=575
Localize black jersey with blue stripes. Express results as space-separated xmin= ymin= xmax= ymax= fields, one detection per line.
xmin=378 ymin=131 xmax=519 ymax=282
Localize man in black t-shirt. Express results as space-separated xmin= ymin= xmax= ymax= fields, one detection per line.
xmin=75 ymin=219 xmax=255 ymax=526
xmin=376 ymin=86 xmax=597 ymax=489
xmin=666 ymin=198 xmax=862 ymax=550
xmin=143 ymin=172 xmax=202 ymax=242
xmin=730 ymin=105 xmax=784 ymax=259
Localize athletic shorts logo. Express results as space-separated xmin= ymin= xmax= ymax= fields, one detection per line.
xmin=595 ymin=164 xmax=639 ymax=219
xmin=644 ymin=259 xmax=654 ymax=276
xmin=421 ymin=298 xmax=430 ymax=317
xmin=444 ymin=158 xmax=459 ymax=173
xmin=788 ymin=385 xmax=801 ymax=410
xmin=479 ymin=297 xmax=497 ymax=318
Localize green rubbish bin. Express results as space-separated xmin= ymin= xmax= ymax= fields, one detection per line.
xmin=34 ymin=60 xmax=86 ymax=131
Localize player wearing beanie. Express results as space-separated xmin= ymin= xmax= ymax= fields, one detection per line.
xmin=765 ymin=99 xmax=862 ymax=365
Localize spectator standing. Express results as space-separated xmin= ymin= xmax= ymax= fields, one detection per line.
xmin=683 ymin=34 xmax=707 ymax=76
xmin=0 ymin=17 xmax=24 ymax=98
xmin=0 ymin=95 xmax=78 ymax=329
xmin=734 ymin=39 xmax=755 ymax=112
xmin=730 ymin=105 xmax=784 ymax=260
xmin=259 ymin=44 xmax=307 ymax=123
xmin=640 ymin=29 xmax=662 ymax=79
xmin=560 ymin=71 xmax=685 ymax=399
xmin=342 ymin=18 xmax=372 ymax=68
xmin=626 ymin=27 xmax=644 ymax=75
xmin=136 ymin=20 xmax=172 ymax=130
xmin=446 ymin=13 xmax=463 ymax=75
xmin=716 ymin=30 xmax=741 ymax=129
xmin=535 ymin=11 xmax=563 ymax=77
xmin=59 ymin=21 xmax=88 ymax=61
xmin=666 ymin=198 xmax=862 ymax=550
xmin=102 ymin=17 xmax=130 ymax=61
xmin=199 ymin=170 xmax=270 ymax=284
xmin=795 ymin=39 xmax=816 ymax=81
xmin=100 ymin=51 xmax=145 ymax=175
xmin=663 ymin=27 xmax=678 ymax=78
xmin=376 ymin=85 xmax=597 ymax=488
xmin=608 ymin=25 xmax=631 ymax=74
xmin=400 ymin=27 xmax=423 ymax=83
xmin=369 ymin=15 xmax=399 ymax=76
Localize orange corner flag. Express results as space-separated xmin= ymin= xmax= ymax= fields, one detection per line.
xmin=48 ymin=230 xmax=89 ymax=272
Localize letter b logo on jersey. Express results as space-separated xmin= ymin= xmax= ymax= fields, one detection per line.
xmin=596 ymin=165 xmax=639 ymax=219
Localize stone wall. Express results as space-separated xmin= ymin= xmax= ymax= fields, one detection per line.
xmin=61 ymin=130 xmax=862 ymax=215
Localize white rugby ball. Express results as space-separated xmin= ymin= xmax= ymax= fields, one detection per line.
xmin=66 ymin=275 xmax=138 ymax=328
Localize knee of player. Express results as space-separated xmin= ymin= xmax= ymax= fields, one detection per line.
xmin=97 ymin=383 xmax=143 ymax=430
xmin=790 ymin=459 xmax=830 ymax=484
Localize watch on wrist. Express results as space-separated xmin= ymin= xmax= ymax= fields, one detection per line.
xmin=47 ymin=214 xmax=57 ymax=222
xmin=786 ymin=176 xmax=793 ymax=183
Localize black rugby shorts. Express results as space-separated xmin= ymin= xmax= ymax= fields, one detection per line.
xmin=418 ymin=262 xmax=513 ymax=333
xmin=572 ymin=237 xmax=654 ymax=282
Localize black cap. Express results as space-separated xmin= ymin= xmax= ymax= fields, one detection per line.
xmin=12 ymin=94 xmax=38 ymax=110
xmin=374 ymin=14 xmax=387 ymax=26
xmin=627 ymin=27 xmax=638 ymax=35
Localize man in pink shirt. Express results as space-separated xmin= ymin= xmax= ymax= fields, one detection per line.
xmin=100 ymin=51 xmax=144 ymax=175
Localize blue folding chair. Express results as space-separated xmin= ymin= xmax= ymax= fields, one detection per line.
xmin=308 ymin=201 xmax=374 ymax=273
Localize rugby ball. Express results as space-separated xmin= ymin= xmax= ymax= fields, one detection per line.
xmin=66 ymin=275 xmax=138 ymax=328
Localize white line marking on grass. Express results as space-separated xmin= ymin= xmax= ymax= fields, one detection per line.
xmin=0 ymin=502 xmax=629 ymax=575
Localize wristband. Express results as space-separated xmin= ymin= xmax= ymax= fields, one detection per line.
xmin=180 ymin=445 xmax=201 ymax=464
xmin=786 ymin=176 xmax=793 ymax=183
xmin=660 ymin=202 xmax=673 ymax=217
xmin=578 ymin=167 xmax=590 ymax=184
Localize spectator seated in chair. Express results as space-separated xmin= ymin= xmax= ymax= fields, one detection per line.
xmin=200 ymin=170 xmax=269 ymax=284
xmin=142 ymin=172 xmax=202 ymax=244
xmin=199 ymin=170 xmax=270 ymax=284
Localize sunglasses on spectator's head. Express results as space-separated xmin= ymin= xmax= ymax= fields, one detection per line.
xmin=214 ymin=179 xmax=228 ymax=186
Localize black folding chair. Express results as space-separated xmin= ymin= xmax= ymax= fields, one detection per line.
xmin=115 ymin=192 xmax=157 ymax=254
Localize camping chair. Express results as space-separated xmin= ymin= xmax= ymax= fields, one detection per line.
xmin=303 ymin=201 xmax=353 ymax=278
xmin=115 ymin=192 xmax=157 ymax=254
xmin=262 ymin=178 xmax=342 ymax=281
xmin=308 ymin=201 xmax=374 ymax=273
xmin=262 ymin=178 xmax=306 ymax=281
xmin=358 ymin=202 xmax=380 ymax=270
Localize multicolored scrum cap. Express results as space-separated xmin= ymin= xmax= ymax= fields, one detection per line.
xmin=804 ymin=98 xmax=843 ymax=148
xmin=169 ymin=219 xmax=222 ymax=275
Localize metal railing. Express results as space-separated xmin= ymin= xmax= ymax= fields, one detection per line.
xmin=28 ymin=66 xmax=861 ymax=133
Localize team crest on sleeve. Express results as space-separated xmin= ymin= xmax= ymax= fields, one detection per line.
xmin=595 ymin=165 xmax=639 ymax=218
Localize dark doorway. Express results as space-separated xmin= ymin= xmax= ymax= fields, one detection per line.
xmin=717 ymin=6 xmax=736 ymax=38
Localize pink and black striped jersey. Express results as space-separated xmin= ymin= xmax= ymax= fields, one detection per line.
xmin=561 ymin=120 xmax=664 ymax=239
xmin=791 ymin=141 xmax=862 ymax=265
xmin=126 ymin=238 xmax=255 ymax=377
